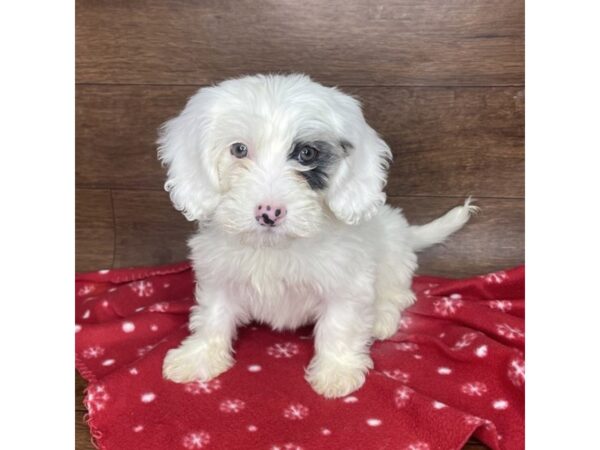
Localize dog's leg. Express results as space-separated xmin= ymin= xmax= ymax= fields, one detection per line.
xmin=163 ymin=285 xmax=237 ymax=383
xmin=372 ymin=287 xmax=416 ymax=340
xmin=306 ymin=281 xmax=375 ymax=398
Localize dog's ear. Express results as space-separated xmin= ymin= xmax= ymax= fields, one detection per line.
xmin=157 ymin=88 xmax=221 ymax=222
xmin=326 ymin=100 xmax=392 ymax=225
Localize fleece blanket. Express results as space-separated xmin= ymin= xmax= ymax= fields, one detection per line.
xmin=76 ymin=262 xmax=524 ymax=450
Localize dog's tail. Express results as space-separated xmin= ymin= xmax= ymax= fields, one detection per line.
xmin=408 ymin=198 xmax=479 ymax=252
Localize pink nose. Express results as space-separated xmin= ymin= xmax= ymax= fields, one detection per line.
xmin=255 ymin=204 xmax=287 ymax=227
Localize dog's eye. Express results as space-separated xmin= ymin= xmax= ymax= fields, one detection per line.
xmin=230 ymin=143 xmax=248 ymax=158
xmin=297 ymin=145 xmax=318 ymax=165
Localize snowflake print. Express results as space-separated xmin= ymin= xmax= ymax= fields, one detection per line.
xmin=433 ymin=297 xmax=464 ymax=316
xmin=452 ymin=332 xmax=478 ymax=350
xmin=507 ymin=355 xmax=525 ymax=387
xmin=382 ymin=369 xmax=410 ymax=383
xmin=271 ymin=444 xmax=304 ymax=450
xmin=78 ymin=285 xmax=95 ymax=296
xmin=398 ymin=316 xmax=413 ymax=330
xmin=406 ymin=442 xmax=431 ymax=450
xmin=488 ymin=300 xmax=513 ymax=312
xmin=267 ymin=342 xmax=299 ymax=358
xmin=394 ymin=385 xmax=413 ymax=408
xmin=496 ymin=323 xmax=524 ymax=340
xmin=219 ymin=399 xmax=245 ymax=413
xmin=184 ymin=379 xmax=222 ymax=395
xmin=82 ymin=346 xmax=105 ymax=359
xmin=461 ymin=382 xmax=488 ymax=397
xmin=130 ymin=280 xmax=154 ymax=297
xmin=395 ymin=342 xmax=419 ymax=352
xmin=85 ymin=385 xmax=109 ymax=414
xmin=283 ymin=403 xmax=309 ymax=420
xmin=482 ymin=271 xmax=508 ymax=284
xmin=148 ymin=302 xmax=169 ymax=312
xmin=182 ymin=431 xmax=210 ymax=449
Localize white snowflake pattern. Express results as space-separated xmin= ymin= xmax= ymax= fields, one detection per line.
xmin=148 ymin=302 xmax=169 ymax=312
xmin=182 ymin=431 xmax=211 ymax=449
xmin=394 ymin=385 xmax=413 ymax=408
xmin=395 ymin=342 xmax=419 ymax=352
xmin=270 ymin=444 xmax=304 ymax=450
xmin=219 ymin=399 xmax=245 ymax=413
xmin=85 ymin=385 xmax=109 ymax=414
xmin=382 ymin=369 xmax=410 ymax=383
xmin=433 ymin=297 xmax=464 ymax=316
xmin=78 ymin=285 xmax=95 ymax=296
xmin=496 ymin=323 xmax=524 ymax=340
xmin=283 ymin=403 xmax=309 ymax=420
xmin=267 ymin=342 xmax=299 ymax=358
xmin=406 ymin=442 xmax=431 ymax=450
xmin=488 ymin=300 xmax=513 ymax=312
xmin=82 ymin=345 xmax=105 ymax=359
xmin=461 ymin=381 xmax=488 ymax=397
xmin=482 ymin=271 xmax=508 ymax=284
xmin=130 ymin=280 xmax=154 ymax=297
xmin=507 ymin=356 xmax=525 ymax=387
xmin=452 ymin=332 xmax=478 ymax=350
xmin=184 ymin=379 xmax=222 ymax=395
xmin=398 ymin=316 xmax=413 ymax=330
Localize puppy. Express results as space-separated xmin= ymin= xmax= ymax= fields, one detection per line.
xmin=159 ymin=74 xmax=476 ymax=398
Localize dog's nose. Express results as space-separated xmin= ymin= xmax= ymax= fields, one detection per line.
xmin=254 ymin=204 xmax=287 ymax=227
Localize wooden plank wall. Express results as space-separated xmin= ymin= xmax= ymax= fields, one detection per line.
xmin=76 ymin=0 xmax=524 ymax=276
xmin=76 ymin=2 xmax=523 ymax=448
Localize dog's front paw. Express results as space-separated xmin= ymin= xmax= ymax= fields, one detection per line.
xmin=306 ymin=354 xmax=373 ymax=398
xmin=163 ymin=338 xmax=234 ymax=383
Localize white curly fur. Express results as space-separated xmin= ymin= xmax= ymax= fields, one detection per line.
xmin=159 ymin=74 xmax=476 ymax=398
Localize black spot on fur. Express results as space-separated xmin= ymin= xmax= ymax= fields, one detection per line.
xmin=288 ymin=140 xmax=343 ymax=191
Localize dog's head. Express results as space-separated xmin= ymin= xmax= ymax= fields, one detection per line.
xmin=158 ymin=74 xmax=391 ymax=244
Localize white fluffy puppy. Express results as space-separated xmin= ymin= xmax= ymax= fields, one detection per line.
xmin=159 ymin=73 xmax=476 ymax=398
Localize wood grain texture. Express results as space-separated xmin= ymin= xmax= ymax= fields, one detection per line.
xmin=111 ymin=189 xmax=195 ymax=268
xmin=392 ymin=196 xmax=524 ymax=277
xmin=76 ymin=85 xmax=524 ymax=198
xmin=76 ymin=189 xmax=114 ymax=272
xmin=76 ymin=0 xmax=523 ymax=86
xmin=91 ymin=189 xmax=523 ymax=277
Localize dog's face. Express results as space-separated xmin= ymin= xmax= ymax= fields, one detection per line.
xmin=158 ymin=74 xmax=391 ymax=244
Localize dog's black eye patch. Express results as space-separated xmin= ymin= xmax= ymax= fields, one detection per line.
xmin=288 ymin=140 xmax=342 ymax=190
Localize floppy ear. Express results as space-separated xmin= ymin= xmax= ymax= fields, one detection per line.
xmin=326 ymin=109 xmax=392 ymax=225
xmin=157 ymin=88 xmax=221 ymax=222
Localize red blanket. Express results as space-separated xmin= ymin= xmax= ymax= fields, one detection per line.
xmin=76 ymin=263 xmax=524 ymax=450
